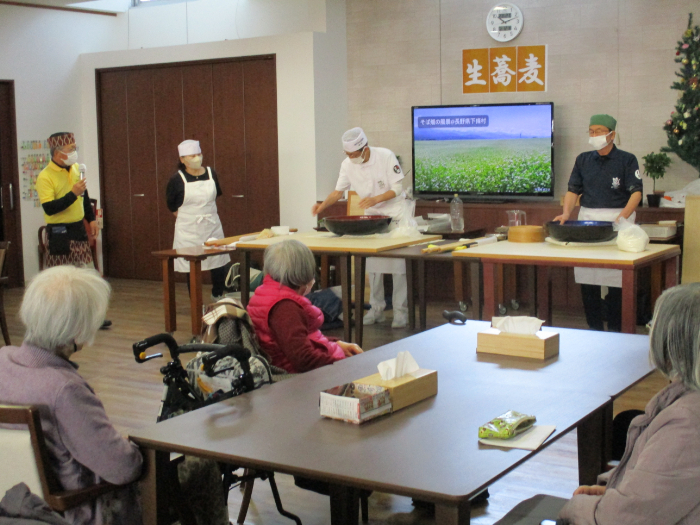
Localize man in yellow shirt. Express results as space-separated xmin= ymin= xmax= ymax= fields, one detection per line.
xmin=37 ymin=132 xmax=98 ymax=268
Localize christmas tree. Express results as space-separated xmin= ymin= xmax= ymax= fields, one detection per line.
xmin=663 ymin=14 xmax=700 ymax=174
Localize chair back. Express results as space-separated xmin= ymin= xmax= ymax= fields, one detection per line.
xmin=0 ymin=405 xmax=50 ymax=498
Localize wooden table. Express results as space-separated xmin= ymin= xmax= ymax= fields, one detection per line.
xmin=130 ymin=322 xmax=653 ymax=525
xmin=152 ymin=245 xmax=237 ymax=337
xmin=236 ymin=231 xmax=442 ymax=346
xmin=454 ymin=241 xmax=681 ymax=333
xmin=369 ymin=242 xmax=482 ymax=330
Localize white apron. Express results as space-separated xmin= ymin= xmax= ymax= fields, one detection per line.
xmin=573 ymin=206 xmax=636 ymax=288
xmin=365 ymin=200 xmax=406 ymax=275
xmin=173 ymin=168 xmax=229 ymax=273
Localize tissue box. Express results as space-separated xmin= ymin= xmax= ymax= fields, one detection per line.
xmin=477 ymin=328 xmax=559 ymax=360
xmin=355 ymin=369 xmax=438 ymax=412
xmin=320 ymin=383 xmax=392 ymax=424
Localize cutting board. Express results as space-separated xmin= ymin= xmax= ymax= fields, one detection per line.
xmin=236 ymin=231 xmax=443 ymax=253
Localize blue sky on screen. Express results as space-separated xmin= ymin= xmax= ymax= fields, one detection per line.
xmin=413 ymin=104 xmax=552 ymax=140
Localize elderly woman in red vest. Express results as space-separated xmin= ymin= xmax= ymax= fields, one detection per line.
xmin=247 ymin=239 xmax=362 ymax=373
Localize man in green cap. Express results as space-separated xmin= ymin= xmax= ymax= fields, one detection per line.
xmin=554 ymin=114 xmax=642 ymax=331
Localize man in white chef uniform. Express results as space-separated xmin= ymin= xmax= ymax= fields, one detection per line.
xmin=555 ymin=114 xmax=643 ymax=331
xmin=312 ymin=127 xmax=408 ymax=328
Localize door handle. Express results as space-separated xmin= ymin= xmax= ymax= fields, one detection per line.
xmin=133 ymin=194 xmax=145 ymax=197
xmin=231 ymin=195 xmax=245 ymax=198
xmin=0 ymin=187 xmax=3 ymax=209
xmin=9 ymin=184 xmax=13 ymax=210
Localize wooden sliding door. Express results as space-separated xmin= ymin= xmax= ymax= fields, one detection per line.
xmin=97 ymin=56 xmax=279 ymax=280
xmin=0 ymin=81 xmax=24 ymax=286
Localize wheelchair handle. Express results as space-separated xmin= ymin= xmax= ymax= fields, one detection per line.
xmin=132 ymin=333 xmax=179 ymax=363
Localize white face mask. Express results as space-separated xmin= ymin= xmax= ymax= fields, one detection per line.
xmin=588 ymin=132 xmax=612 ymax=151
xmin=184 ymin=155 xmax=203 ymax=169
xmin=349 ymin=148 xmax=365 ymax=165
xmin=62 ymin=150 xmax=78 ymax=166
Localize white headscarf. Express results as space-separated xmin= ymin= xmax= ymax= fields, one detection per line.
xmin=178 ymin=140 xmax=201 ymax=156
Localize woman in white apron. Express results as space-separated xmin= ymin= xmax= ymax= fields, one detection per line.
xmin=555 ymin=114 xmax=643 ymax=331
xmin=166 ymin=140 xmax=230 ymax=301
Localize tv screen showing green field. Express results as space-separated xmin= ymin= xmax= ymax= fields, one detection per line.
xmin=412 ymin=103 xmax=553 ymax=196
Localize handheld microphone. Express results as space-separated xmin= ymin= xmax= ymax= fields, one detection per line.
xmin=78 ymin=164 xmax=86 ymax=196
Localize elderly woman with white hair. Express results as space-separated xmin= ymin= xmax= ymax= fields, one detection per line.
xmin=497 ymin=282 xmax=700 ymax=525
xmin=247 ymin=239 xmax=363 ymax=373
xmin=0 ymin=266 xmax=143 ymax=525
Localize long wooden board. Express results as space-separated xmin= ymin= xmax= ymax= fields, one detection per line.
xmin=683 ymin=195 xmax=700 ymax=283
xmin=453 ymin=240 xmax=680 ymax=267
xmin=236 ymin=231 xmax=443 ymax=253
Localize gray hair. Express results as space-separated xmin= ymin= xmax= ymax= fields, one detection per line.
xmin=263 ymin=239 xmax=316 ymax=289
xmin=649 ymin=283 xmax=700 ymax=390
xmin=20 ymin=266 xmax=110 ymax=352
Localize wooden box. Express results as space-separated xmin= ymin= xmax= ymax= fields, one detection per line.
xmin=476 ymin=328 xmax=559 ymax=360
xmin=355 ymin=369 xmax=438 ymax=412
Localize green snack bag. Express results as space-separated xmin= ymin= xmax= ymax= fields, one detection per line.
xmin=478 ymin=410 xmax=536 ymax=439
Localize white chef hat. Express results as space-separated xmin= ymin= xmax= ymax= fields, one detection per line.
xmin=178 ymin=140 xmax=201 ymax=156
xmin=342 ymin=127 xmax=368 ymax=153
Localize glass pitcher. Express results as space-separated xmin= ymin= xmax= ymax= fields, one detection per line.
xmin=506 ymin=210 xmax=527 ymax=227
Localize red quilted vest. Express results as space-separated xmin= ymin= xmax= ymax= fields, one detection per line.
xmin=248 ymin=275 xmax=344 ymax=372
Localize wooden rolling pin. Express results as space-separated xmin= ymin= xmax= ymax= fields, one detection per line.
xmin=205 ymin=228 xmax=299 ymax=246
xmin=205 ymin=232 xmax=261 ymax=246
xmin=421 ymin=237 xmax=492 ymax=254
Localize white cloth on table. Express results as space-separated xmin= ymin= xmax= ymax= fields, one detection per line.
xmin=573 ymin=206 xmax=636 ymax=288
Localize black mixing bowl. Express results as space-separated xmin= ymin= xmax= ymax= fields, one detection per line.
xmin=546 ymin=221 xmax=617 ymax=243
xmin=322 ymin=215 xmax=392 ymax=236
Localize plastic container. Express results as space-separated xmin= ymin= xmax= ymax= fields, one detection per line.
xmin=450 ymin=194 xmax=464 ymax=231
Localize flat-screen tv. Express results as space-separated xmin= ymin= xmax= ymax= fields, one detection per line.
xmin=412 ymin=102 xmax=554 ymax=199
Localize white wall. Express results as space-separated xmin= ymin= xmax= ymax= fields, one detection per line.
xmin=128 ymin=0 xmax=326 ymax=49
xmin=0 ymin=0 xmax=347 ymax=280
xmin=313 ymin=0 xmax=348 ymax=199
xmin=0 ymin=4 xmax=128 ymax=280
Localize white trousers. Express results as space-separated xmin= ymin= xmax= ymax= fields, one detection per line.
xmin=368 ymin=272 xmax=408 ymax=316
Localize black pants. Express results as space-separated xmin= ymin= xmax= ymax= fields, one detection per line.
xmin=186 ymin=263 xmax=230 ymax=298
xmin=581 ymin=284 xmax=621 ymax=332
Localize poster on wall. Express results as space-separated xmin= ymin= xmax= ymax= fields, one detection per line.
xmin=462 ymin=45 xmax=546 ymax=94
xmin=20 ymin=140 xmax=51 ymax=208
